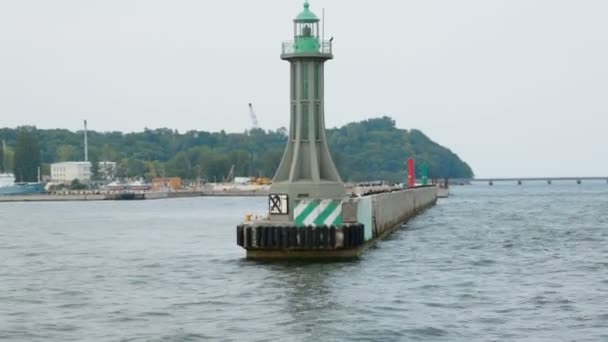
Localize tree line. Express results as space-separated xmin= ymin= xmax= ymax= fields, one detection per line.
xmin=0 ymin=116 xmax=474 ymax=183
xmin=0 ymin=128 xmax=41 ymax=182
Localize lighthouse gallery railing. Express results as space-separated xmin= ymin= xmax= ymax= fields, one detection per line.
xmin=281 ymin=40 xmax=333 ymax=55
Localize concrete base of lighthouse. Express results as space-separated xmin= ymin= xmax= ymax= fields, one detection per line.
xmin=237 ymin=186 xmax=438 ymax=260
xmin=246 ymin=247 xmax=365 ymax=260
xmin=238 ymin=223 xmax=366 ymax=260
xmin=236 ymin=1 xmax=440 ymax=260
xmin=269 ymin=180 xmax=346 ymax=223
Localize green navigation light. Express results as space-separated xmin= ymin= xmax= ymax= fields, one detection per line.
xmin=294 ymin=1 xmax=321 ymax=53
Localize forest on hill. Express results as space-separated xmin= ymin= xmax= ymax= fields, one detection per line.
xmin=0 ymin=117 xmax=473 ymax=182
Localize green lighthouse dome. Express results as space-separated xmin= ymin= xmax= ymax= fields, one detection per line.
xmin=295 ymin=1 xmax=320 ymax=23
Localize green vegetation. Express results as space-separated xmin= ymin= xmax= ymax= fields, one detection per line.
xmin=329 ymin=117 xmax=473 ymax=181
xmin=89 ymin=153 xmax=100 ymax=180
xmin=1 ymin=145 xmax=15 ymax=173
xmin=70 ymin=179 xmax=87 ymax=190
xmin=13 ymin=128 xmax=41 ymax=182
xmin=0 ymin=140 xmax=4 ymax=173
xmin=55 ymin=144 xmax=79 ymax=162
xmin=0 ymin=117 xmax=473 ymax=182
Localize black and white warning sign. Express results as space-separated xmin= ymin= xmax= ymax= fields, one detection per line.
xmin=269 ymin=194 xmax=289 ymax=215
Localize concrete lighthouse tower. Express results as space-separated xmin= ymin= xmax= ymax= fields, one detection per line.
xmin=269 ymin=1 xmax=346 ymax=222
xmin=237 ymin=1 xmax=438 ymax=260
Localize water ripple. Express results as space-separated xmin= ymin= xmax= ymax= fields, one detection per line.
xmin=0 ymin=186 xmax=607 ymax=341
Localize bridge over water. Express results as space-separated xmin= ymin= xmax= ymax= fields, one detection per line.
xmin=471 ymin=177 xmax=608 ymax=185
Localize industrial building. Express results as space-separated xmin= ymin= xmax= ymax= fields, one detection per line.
xmin=50 ymin=162 xmax=92 ymax=184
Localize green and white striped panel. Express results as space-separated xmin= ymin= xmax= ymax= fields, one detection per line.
xmin=294 ymin=199 xmax=343 ymax=227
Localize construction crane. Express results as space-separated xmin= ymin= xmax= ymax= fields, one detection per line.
xmin=248 ymin=103 xmax=259 ymax=130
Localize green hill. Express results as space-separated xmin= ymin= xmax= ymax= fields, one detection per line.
xmin=328 ymin=117 xmax=473 ymax=181
xmin=0 ymin=116 xmax=473 ymax=182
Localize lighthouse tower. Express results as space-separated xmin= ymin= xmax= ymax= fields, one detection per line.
xmin=269 ymin=1 xmax=346 ymax=222
xmin=237 ymin=0 xmax=438 ymax=259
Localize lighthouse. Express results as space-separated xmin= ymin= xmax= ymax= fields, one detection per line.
xmin=269 ymin=1 xmax=346 ymax=222
xmin=236 ymin=1 xmax=439 ymax=259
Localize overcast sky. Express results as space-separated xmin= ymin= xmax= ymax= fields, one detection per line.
xmin=1 ymin=0 xmax=607 ymax=178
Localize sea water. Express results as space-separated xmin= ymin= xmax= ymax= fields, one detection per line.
xmin=1 ymin=184 xmax=607 ymax=341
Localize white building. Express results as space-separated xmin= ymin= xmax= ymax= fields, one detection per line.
xmin=51 ymin=162 xmax=92 ymax=184
xmin=234 ymin=177 xmax=251 ymax=185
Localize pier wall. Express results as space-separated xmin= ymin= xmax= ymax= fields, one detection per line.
xmin=344 ymin=186 xmax=437 ymax=241
xmin=239 ymin=186 xmax=438 ymax=260
xmin=369 ymin=186 xmax=437 ymax=238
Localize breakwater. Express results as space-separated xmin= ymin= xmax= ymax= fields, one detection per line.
xmin=238 ymin=186 xmax=438 ymax=260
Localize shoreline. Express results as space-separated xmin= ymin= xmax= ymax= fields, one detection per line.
xmin=0 ymin=190 xmax=269 ymax=203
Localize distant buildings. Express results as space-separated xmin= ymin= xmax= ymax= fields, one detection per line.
xmin=50 ymin=161 xmax=118 ymax=183
xmin=234 ymin=177 xmax=251 ymax=185
xmin=51 ymin=162 xmax=91 ymax=184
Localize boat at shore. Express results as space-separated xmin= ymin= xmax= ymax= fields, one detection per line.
xmin=0 ymin=173 xmax=45 ymax=196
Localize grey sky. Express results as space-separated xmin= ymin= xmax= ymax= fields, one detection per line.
xmin=1 ymin=0 xmax=607 ymax=178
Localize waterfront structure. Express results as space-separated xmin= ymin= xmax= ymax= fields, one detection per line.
xmin=0 ymin=173 xmax=15 ymax=187
xmin=472 ymin=177 xmax=608 ymax=185
xmin=269 ymin=0 xmax=345 ymax=223
xmin=51 ymin=161 xmax=91 ymax=184
xmin=236 ymin=1 xmax=438 ymax=260
xmin=0 ymin=171 xmax=45 ymax=196
xmin=234 ymin=177 xmax=251 ymax=185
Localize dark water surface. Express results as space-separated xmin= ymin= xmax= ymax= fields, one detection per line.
xmin=1 ymin=184 xmax=608 ymax=341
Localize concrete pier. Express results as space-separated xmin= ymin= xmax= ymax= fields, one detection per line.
xmin=238 ymin=186 xmax=437 ymax=260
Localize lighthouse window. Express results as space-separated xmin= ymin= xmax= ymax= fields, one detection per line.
xmin=296 ymin=23 xmax=317 ymax=37
xmin=302 ymin=25 xmax=312 ymax=37
xmin=314 ymin=63 xmax=320 ymax=100
xmin=302 ymin=103 xmax=309 ymax=140
xmin=301 ymin=62 xmax=309 ymax=100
